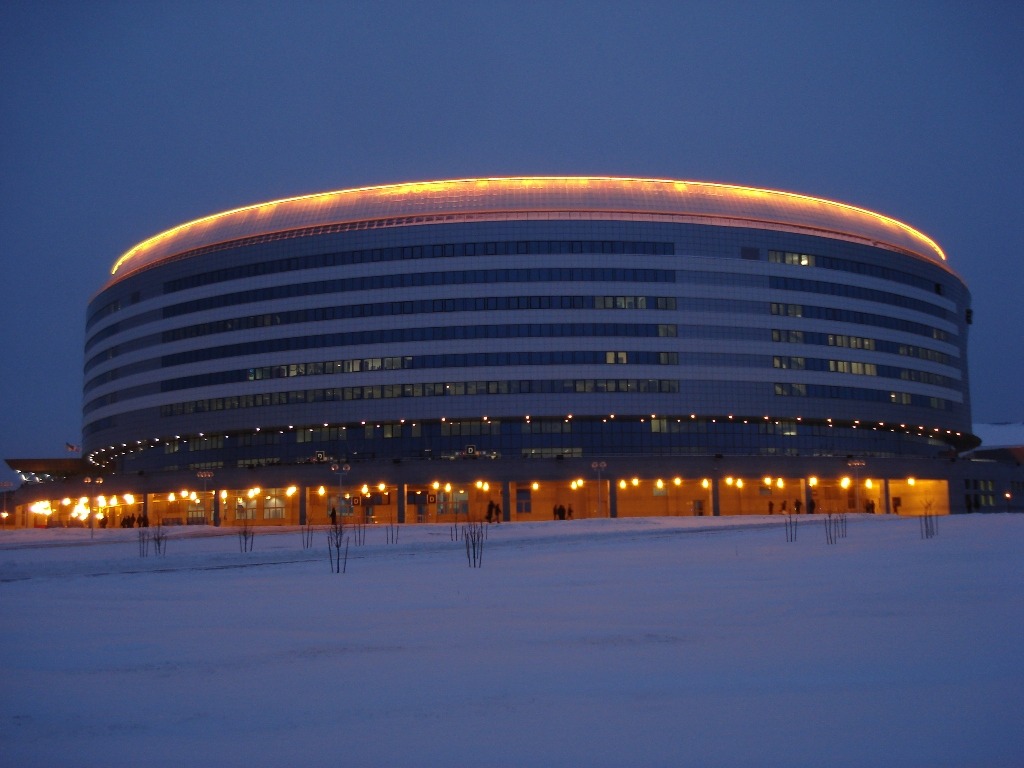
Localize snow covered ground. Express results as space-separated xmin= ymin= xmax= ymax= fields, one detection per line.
xmin=1 ymin=514 xmax=1022 ymax=767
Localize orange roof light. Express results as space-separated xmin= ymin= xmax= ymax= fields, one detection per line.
xmin=107 ymin=177 xmax=950 ymax=285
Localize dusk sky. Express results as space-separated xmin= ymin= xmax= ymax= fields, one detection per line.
xmin=2 ymin=1 xmax=1022 ymax=483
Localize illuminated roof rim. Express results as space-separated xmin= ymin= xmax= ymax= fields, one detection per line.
xmin=109 ymin=176 xmax=949 ymax=281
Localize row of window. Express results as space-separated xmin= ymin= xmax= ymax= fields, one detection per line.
xmin=161 ymin=239 xmax=676 ymax=296
xmin=769 ymin=276 xmax=952 ymax=321
xmin=771 ymin=330 xmax=953 ymax=366
xmin=87 ymin=293 xmax=680 ymax=356
xmin=768 ymin=250 xmax=943 ymax=295
xmin=119 ymin=416 xmax=953 ymax=473
xmin=155 ymin=324 xmax=676 ymax=373
xmin=84 ymin=267 xmax=680 ymax=365
xmin=770 ymin=303 xmax=950 ymax=341
xmin=155 ymin=415 xmax=954 ymax=449
xmin=152 ymin=378 xmax=682 ymax=419
xmin=772 ymin=356 xmax=956 ymax=388
xmin=160 ymin=267 xmax=678 ymax=320
xmin=84 ymin=332 xmax=957 ymax=412
xmin=773 ymin=382 xmax=949 ymax=409
xmin=87 ymin=290 xmax=958 ymax=384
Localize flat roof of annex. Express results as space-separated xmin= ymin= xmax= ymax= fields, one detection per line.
xmin=107 ymin=176 xmax=952 ymax=286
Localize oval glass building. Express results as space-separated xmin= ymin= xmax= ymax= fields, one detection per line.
xmin=73 ymin=177 xmax=977 ymax=523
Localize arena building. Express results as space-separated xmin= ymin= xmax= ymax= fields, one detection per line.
xmin=12 ymin=176 xmax=1017 ymax=529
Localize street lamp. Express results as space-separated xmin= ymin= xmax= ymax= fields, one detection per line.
xmin=0 ymin=480 xmax=13 ymax=529
xmin=847 ymin=459 xmax=866 ymax=513
xmin=591 ymin=461 xmax=607 ymax=517
xmin=329 ymin=462 xmax=350 ymax=522
xmin=196 ymin=470 xmax=214 ymax=524
xmin=83 ymin=476 xmax=103 ymax=537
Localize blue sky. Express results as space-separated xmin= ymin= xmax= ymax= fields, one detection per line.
xmin=2 ymin=1 xmax=1022 ymax=480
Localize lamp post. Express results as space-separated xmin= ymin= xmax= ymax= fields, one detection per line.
xmin=591 ymin=461 xmax=607 ymax=517
xmin=0 ymin=480 xmax=12 ymax=529
xmin=330 ymin=462 xmax=350 ymax=522
xmin=83 ymin=476 xmax=103 ymax=538
xmin=847 ymin=459 xmax=866 ymax=513
xmin=196 ymin=470 xmax=214 ymax=524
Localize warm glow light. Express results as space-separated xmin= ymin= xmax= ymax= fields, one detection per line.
xmin=840 ymin=477 xmax=852 ymax=489
xmin=776 ymin=478 xmax=784 ymax=489
xmin=220 ymin=490 xmax=227 ymax=499
xmin=110 ymin=177 xmax=949 ymax=284
xmin=736 ymin=479 xmax=744 ymax=489
xmin=725 ymin=476 xmax=734 ymax=486
xmin=673 ymin=477 xmax=682 ymax=486
xmin=168 ymin=493 xmax=176 ymax=501
xmin=361 ymin=484 xmax=370 ymax=495
xmin=907 ymin=477 xmax=916 ymax=486
xmin=865 ymin=479 xmax=874 ymax=489
xmin=809 ymin=476 xmax=818 ymax=487
xmin=763 ymin=476 xmax=773 ymax=486
xmin=619 ymin=479 xmax=627 ymax=490
xmin=378 ymin=483 xmax=386 ymax=492
xmin=701 ymin=478 xmax=710 ymax=489
xmin=317 ymin=486 xmax=326 ymax=496
xmin=123 ymin=493 xmax=134 ymax=505
xmin=286 ymin=486 xmax=297 ymax=497
xmin=444 ymin=483 xmax=452 ymax=493
xmin=62 ymin=497 xmax=71 ymax=506
xmin=631 ymin=477 xmax=639 ymax=487
xmin=432 ymin=481 xmax=440 ymax=490
xmin=656 ymin=479 xmax=664 ymax=489
xmin=531 ymin=482 xmax=539 ymax=491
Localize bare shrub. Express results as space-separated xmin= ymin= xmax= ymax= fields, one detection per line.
xmin=137 ymin=528 xmax=150 ymax=557
xmin=152 ymin=523 xmax=168 ymax=556
xmin=327 ymin=522 xmax=349 ymax=574
xmin=464 ymin=520 xmax=485 ymax=567
xmin=238 ymin=519 xmax=255 ymax=552
xmin=385 ymin=509 xmax=399 ymax=545
xmin=300 ymin=517 xmax=315 ymax=549
xmin=920 ymin=498 xmax=938 ymax=539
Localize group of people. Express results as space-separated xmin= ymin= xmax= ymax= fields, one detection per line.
xmin=485 ymin=500 xmax=502 ymax=523
xmin=767 ymin=499 xmax=816 ymax=515
xmin=552 ymin=504 xmax=573 ymax=520
xmin=118 ymin=512 xmax=150 ymax=528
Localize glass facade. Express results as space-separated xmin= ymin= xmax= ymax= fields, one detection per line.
xmin=83 ymin=179 xmax=973 ymax=476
